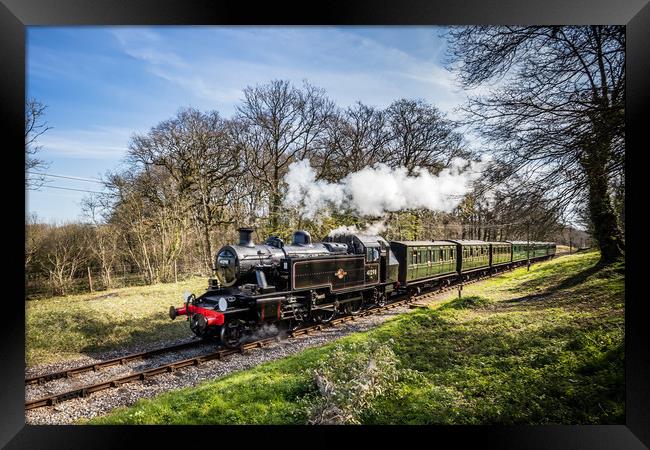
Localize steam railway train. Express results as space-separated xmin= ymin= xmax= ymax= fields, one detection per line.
xmin=169 ymin=228 xmax=556 ymax=347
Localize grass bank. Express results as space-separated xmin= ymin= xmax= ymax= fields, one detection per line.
xmin=26 ymin=277 xmax=208 ymax=367
xmin=90 ymin=250 xmax=624 ymax=424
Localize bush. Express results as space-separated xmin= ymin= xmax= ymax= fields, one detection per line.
xmin=307 ymin=339 xmax=400 ymax=424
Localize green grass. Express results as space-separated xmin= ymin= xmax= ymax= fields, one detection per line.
xmin=26 ymin=277 xmax=208 ymax=367
xmin=89 ymin=250 xmax=624 ymax=425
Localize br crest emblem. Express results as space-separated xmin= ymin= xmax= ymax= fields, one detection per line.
xmin=335 ymin=268 xmax=347 ymax=279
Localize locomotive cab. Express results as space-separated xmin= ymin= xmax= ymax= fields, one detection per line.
xmin=324 ymin=232 xmax=398 ymax=287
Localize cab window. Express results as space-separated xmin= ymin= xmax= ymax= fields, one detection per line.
xmin=366 ymin=247 xmax=380 ymax=262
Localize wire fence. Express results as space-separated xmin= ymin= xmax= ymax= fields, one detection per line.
xmin=25 ymin=263 xmax=210 ymax=299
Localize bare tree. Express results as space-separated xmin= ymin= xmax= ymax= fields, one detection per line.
xmin=235 ymin=80 xmax=335 ymax=232
xmin=445 ymin=26 xmax=625 ymax=263
xmin=315 ymin=102 xmax=391 ymax=181
xmin=25 ymin=213 xmax=47 ymax=272
xmin=41 ymin=223 xmax=91 ymax=296
xmin=128 ymin=108 xmax=242 ymax=271
xmin=25 ymin=98 xmax=51 ymax=188
xmin=385 ymin=99 xmax=468 ymax=176
xmin=81 ymin=196 xmax=120 ymax=289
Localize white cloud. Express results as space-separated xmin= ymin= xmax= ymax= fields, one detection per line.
xmin=109 ymin=27 xmax=469 ymax=117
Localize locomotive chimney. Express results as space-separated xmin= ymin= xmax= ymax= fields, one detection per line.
xmin=238 ymin=227 xmax=255 ymax=247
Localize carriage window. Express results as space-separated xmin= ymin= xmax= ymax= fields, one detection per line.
xmin=412 ymin=250 xmax=417 ymax=264
xmin=451 ymin=249 xmax=455 ymax=259
xmin=366 ymin=247 xmax=379 ymax=262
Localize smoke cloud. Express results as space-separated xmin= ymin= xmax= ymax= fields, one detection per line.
xmin=327 ymin=220 xmax=387 ymax=237
xmin=285 ymin=158 xmax=484 ymax=218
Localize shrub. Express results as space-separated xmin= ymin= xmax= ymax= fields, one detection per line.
xmin=307 ymin=339 xmax=400 ymax=424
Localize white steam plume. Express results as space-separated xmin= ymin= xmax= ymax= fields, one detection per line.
xmin=327 ymin=220 xmax=387 ymax=237
xmin=285 ymin=158 xmax=485 ymax=218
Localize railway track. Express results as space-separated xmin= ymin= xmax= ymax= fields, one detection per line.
xmin=25 ymin=340 xmax=204 ymax=386
xmin=26 ymin=257 xmax=554 ymax=412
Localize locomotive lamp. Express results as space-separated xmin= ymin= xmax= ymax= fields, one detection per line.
xmin=217 ymin=297 xmax=228 ymax=312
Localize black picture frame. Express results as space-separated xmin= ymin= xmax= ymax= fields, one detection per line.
xmin=2 ymin=0 xmax=647 ymax=448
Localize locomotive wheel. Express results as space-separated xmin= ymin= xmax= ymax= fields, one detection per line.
xmin=345 ymin=298 xmax=364 ymax=316
xmin=287 ymin=319 xmax=302 ymax=332
xmin=376 ymin=293 xmax=387 ymax=307
xmin=220 ymin=322 xmax=243 ymax=349
xmin=312 ymin=308 xmax=337 ymax=324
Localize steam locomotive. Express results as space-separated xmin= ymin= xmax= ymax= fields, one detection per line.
xmin=169 ymin=227 xmax=556 ymax=347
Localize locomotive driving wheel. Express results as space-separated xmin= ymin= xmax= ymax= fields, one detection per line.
xmin=345 ymin=298 xmax=364 ymax=315
xmin=312 ymin=305 xmax=337 ymax=324
xmin=220 ymin=322 xmax=243 ymax=349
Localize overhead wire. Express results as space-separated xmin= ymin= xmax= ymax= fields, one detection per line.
xmin=27 ymin=171 xmax=105 ymax=184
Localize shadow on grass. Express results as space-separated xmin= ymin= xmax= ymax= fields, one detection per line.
xmin=545 ymin=263 xmax=606 ymax=293
xmin=440 ymin=295 xmax=492 ymax=310
xmin=510 ymin=256 xmax=609 ymax=296
xmin=78 ymin=311 xmax=191 ymax=356
xmin=501 ymin=292 xmax=550 ymax=305
xmin=370 ymin=307 xmax=624 ymax=424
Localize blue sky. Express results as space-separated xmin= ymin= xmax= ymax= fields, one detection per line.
xmin=27 ymin=26 xmax=471 ymax=223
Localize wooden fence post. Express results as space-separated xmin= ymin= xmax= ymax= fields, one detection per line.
xmin=87 ymin=267 xmax=94 ymax=293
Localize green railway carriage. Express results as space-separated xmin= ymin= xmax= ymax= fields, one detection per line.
xmin=446 ymin=240 xmax=491 ymax=273
xmin=507 ymin=241 xmax=530 ymax=262
xmin=536 ymin=242 xmax=556 ymax=257
xmin=532 ymin=242 xmax=548 ymax=259
xmin=540 ymin=242 xmax=549 ymax=257
xmin=489 ymin=242 xmax=512 ymax=266
xmin=390 ymin=241 xmax=457 ymax=286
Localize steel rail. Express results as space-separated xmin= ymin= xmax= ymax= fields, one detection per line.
xmin=25 ymin=340 xmax=204 ymax=386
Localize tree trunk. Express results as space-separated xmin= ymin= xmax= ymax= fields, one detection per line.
xmin=582 ymin=141 xmax=625 ymax=263
xmin=200 ymin=192 xmax=214 ymax=272
xmin=269 ymin=189 xmax=281 ymax=232
xmin=202 ymin=221 xmax=213 ymax=272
